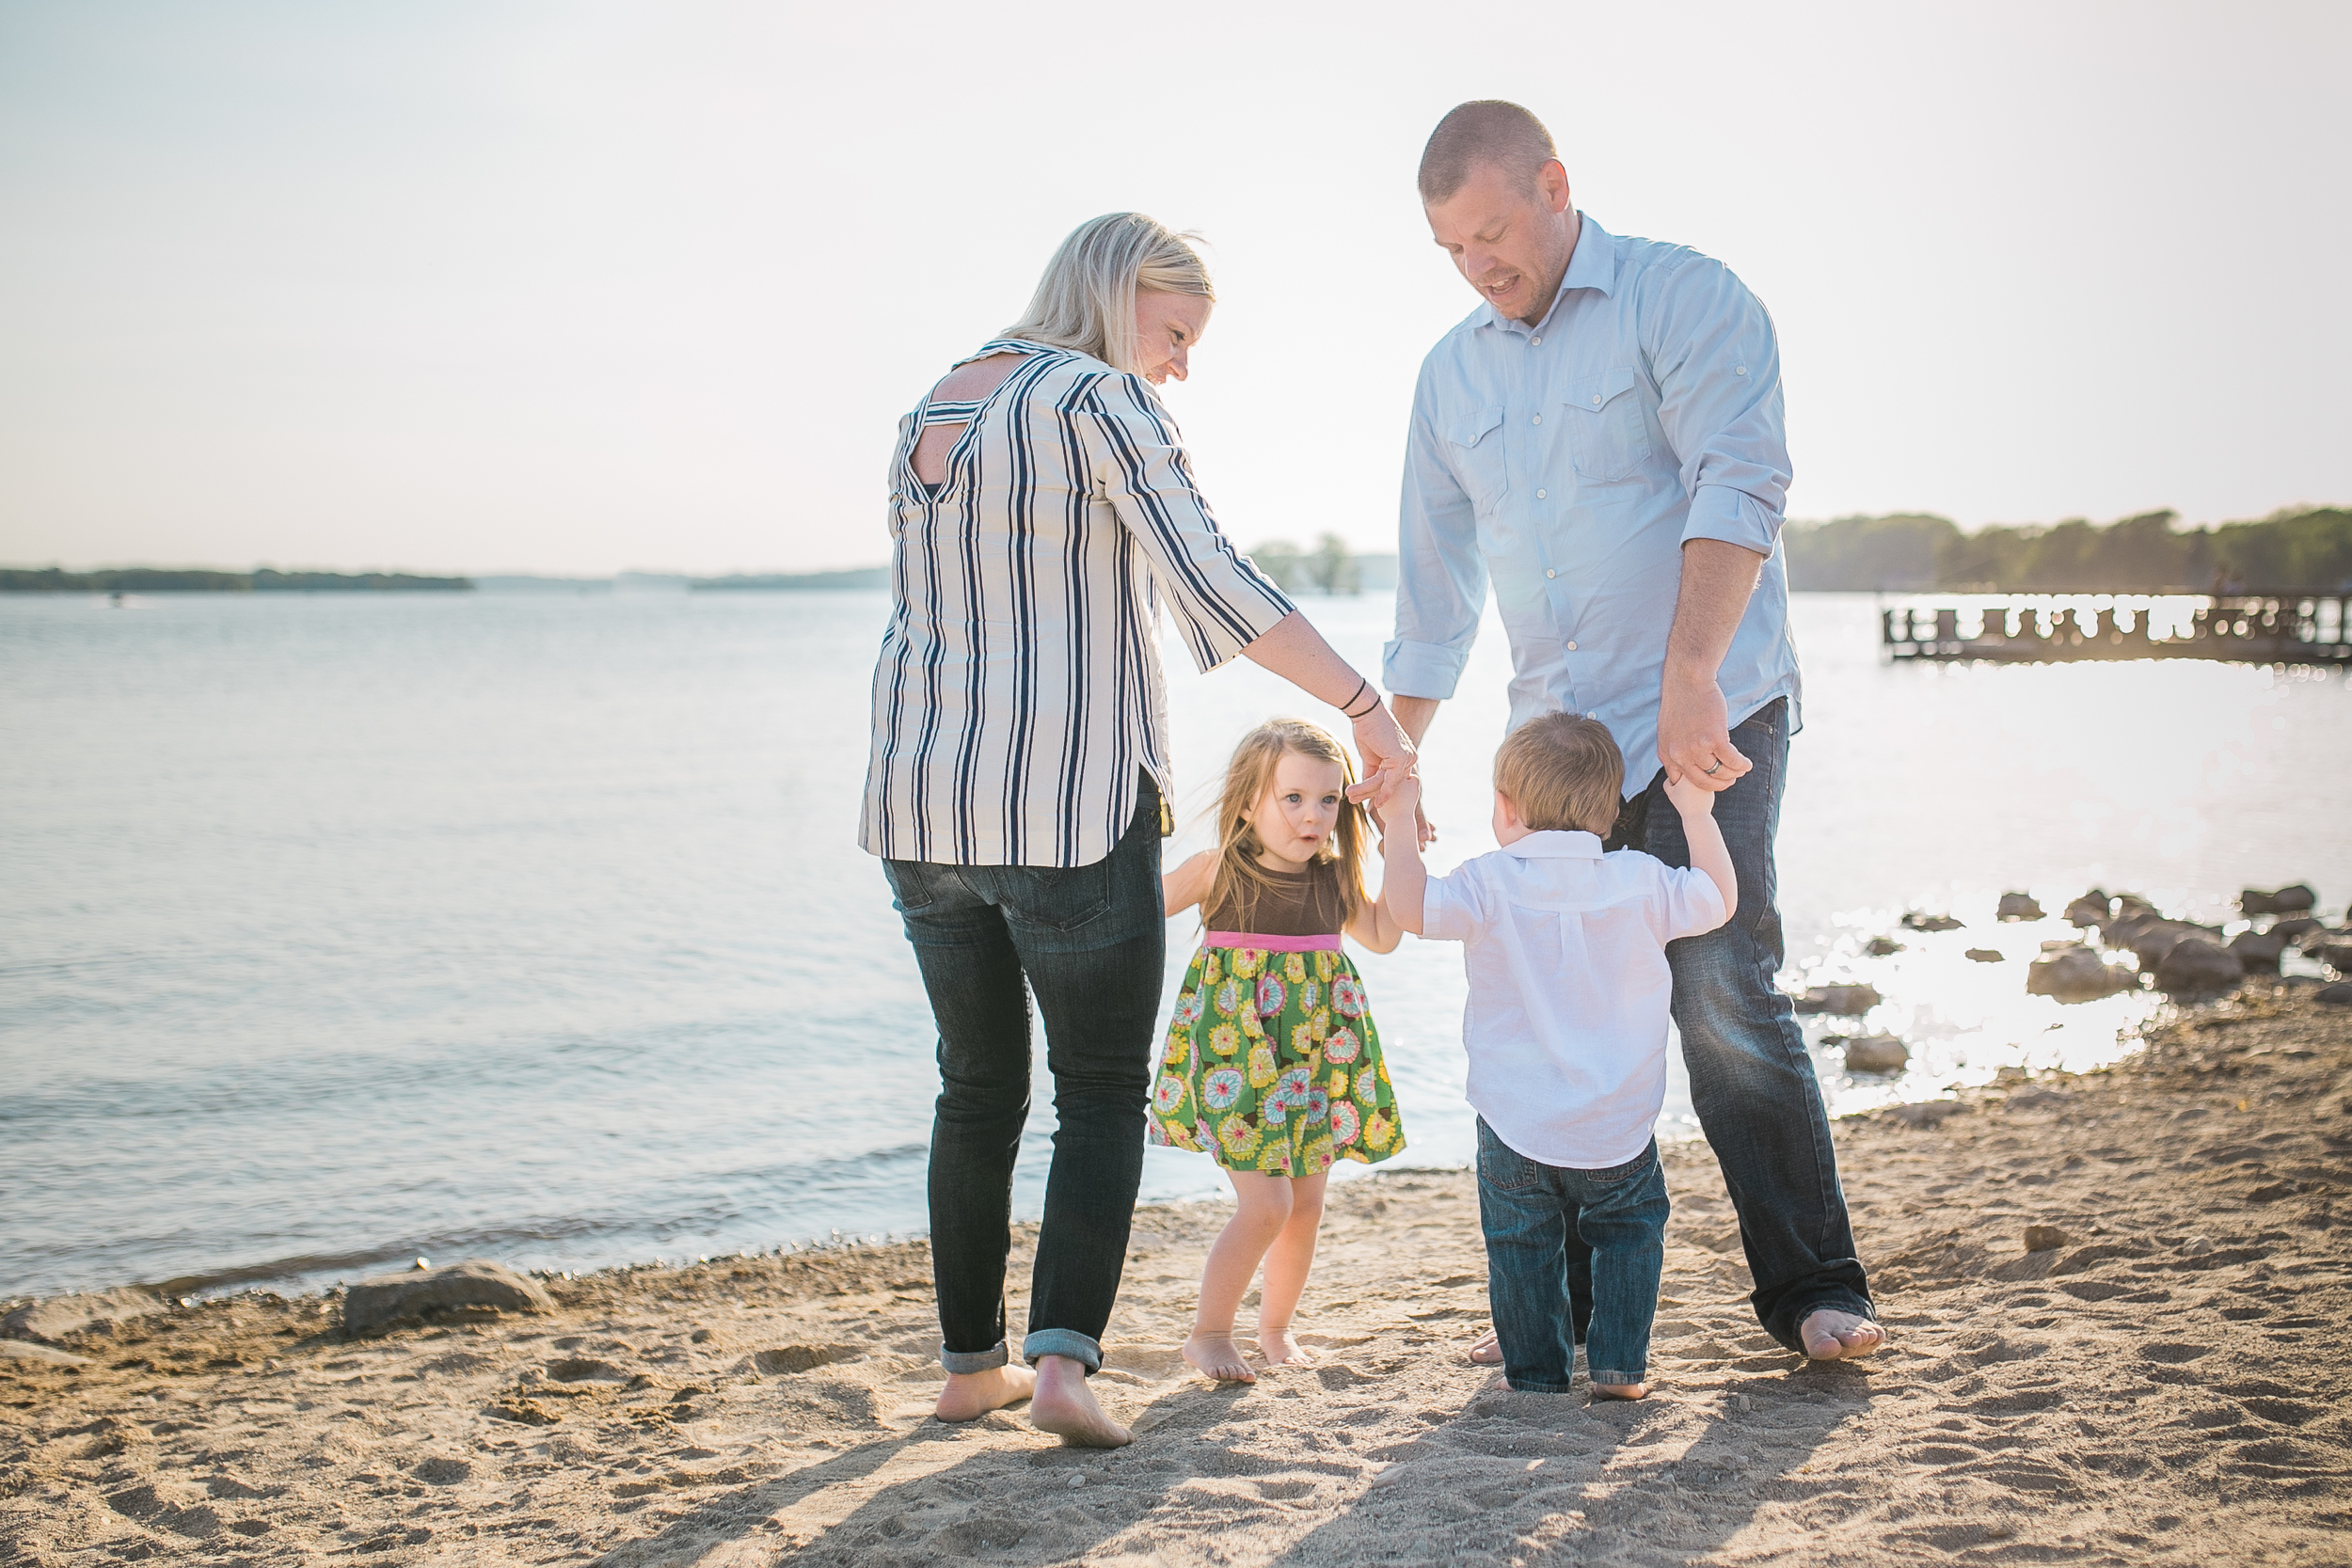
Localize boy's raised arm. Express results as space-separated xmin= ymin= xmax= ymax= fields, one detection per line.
xmin=1661 ymin=773 xmax=1739 ymax=927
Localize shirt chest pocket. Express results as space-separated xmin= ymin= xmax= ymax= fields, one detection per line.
xmin=1444 ymin=405 xmax=1509 ymax=514
xmin=1564 ymin=367 xmax=1655 ymax=483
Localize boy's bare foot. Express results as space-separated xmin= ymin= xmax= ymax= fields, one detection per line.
xmin=1591 ymin=1381 xmax=1647 ymax=1402
xmin=1029 ymin=1354 xmax=1132 ymax=1449
xmin=1182 ymin=1332 xmax=1258 ymax=1383
xmin=1469 ymin=1330 xmax=1502 ymax=1365
xmin=934 ymin=1364 xmax=1036 ymax=1422
xmin=1800 ymin=1308 xmax=1886 ymax=1361
xmin=1256 ymin=1326 xmax=1317 ymax=1367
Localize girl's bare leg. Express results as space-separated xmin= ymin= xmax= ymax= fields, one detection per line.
xmin=1254 ymin=1171 xmax=1327 ymax=1365
xmin=1184 ymin=1170 xmax=1293 ymax=1383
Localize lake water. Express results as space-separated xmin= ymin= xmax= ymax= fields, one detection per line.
xmin=3 ymin=590 xmax=2347 ymax=1302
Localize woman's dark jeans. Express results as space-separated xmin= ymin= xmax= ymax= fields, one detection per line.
xmin=1607 ymin=697 xmax=1875 ymax=1352
xmin=881 ymin=779 xmax=1164 ymax=1375
xmin=1477 ymin=1119 xmax=1669 ymax=1391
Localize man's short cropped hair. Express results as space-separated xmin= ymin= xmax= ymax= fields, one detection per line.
xmin=1494 ymin=712 xmax=1624 ymax=836
xmin=1418 ymin=100 xmax=1559 ymax=205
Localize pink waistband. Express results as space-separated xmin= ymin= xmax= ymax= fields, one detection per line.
xmin=1205 ymin=932 xmax=1343 ymax=952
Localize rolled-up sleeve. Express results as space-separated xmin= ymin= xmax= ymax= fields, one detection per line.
xmin=1653 ymin=863 xmax=1731 ymax=942
xmin=1084 ymin=373 xmax=1295 ymax=673
xmin=1383 ymin=359 xmax=1487 ymax=700
xmin=1645 ymin=257 xmax=1791 ymax=558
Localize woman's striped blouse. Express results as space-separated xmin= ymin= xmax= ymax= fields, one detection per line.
xmin=859 ymin=340 xmax=1295 ymax=868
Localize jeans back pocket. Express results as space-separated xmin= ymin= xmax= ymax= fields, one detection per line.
xmin=1475 ymin=1119 xmax=1541 ymax=1193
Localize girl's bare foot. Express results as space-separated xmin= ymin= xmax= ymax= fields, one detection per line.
xmin=1256 ymin=1325 xmax=1317 ymax=1367
xmin=1591 ymin=1381 xmax=1647 ymax=1402
xmin=1028 ymin=1354 xmax=1131 ymax=1449
xmin=934 ymin=1364 xmax=1036 ymax=1422
xmin=1799 ymin=1308 xmax=1886 ymax=1361
xmin=1469 ymin=1330 xmax=1502 ymax=1365
xmin=1182 ymin=1332 xmax=1258 ymax=1383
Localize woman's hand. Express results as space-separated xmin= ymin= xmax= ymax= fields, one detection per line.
xmin=1347 ymin=703 xmax=1415 ymax=804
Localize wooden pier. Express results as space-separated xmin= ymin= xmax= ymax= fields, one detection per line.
xmin=1881 ymin=593 xmax=2352 ymax=666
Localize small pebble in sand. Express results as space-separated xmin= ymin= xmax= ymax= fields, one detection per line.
xmin=2024 ymin=1225 xmax=2072 ymax=1253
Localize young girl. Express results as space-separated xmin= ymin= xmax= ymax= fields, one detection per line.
xmin=1150 ymin=719 xmax=1407 ymax=1382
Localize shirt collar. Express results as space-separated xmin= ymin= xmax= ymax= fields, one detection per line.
xmin=1481 ymin=212 xmax=1616 ymax=337
xmin=1502 ymin=829 xmax=1604 ymax=860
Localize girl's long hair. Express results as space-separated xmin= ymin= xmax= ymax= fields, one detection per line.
xmin=1203 ymin=719 xmax=1368 ymax=933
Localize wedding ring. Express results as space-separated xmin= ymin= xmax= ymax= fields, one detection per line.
xmin=1702 ymin=759 xmax=1724 ymax=776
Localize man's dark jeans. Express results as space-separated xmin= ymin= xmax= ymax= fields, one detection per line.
xmin=1606 ymin=698 xmax=1874 ymax=1351
xmin=1477 ymin=1119 xmax=1668 ymax=1391
xmin=882 ymin=780 xmax=1164 ymax=1375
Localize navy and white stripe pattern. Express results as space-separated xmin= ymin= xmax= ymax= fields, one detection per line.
xmin=860 ymin=339 xmax=1295 ymax=867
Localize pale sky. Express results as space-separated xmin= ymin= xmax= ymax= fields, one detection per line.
xmin=2 ymin=1 xmax=2345 ymax=577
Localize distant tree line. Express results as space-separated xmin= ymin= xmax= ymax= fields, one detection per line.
xmin=1782 ymin=507 xmax=2352 ymax=593
xmin=1248 ymin=534 xmax=1362 ymax=594
xmin=1 ymin=567 xmax=472 ymax=593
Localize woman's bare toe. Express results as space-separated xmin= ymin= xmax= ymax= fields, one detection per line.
xmin=1257 ymin=1327 xmax=1317 ymax=1368
xmin=1183 ymin=1333 xmax=1258 ymax=1383
xmin=1591 ymin=1381 xmax=1647 ymax=1402
xmin=1469 ymin=1330 xmax=1502 ymax=1366
xmin=934 ymin=1364 xmax=1036 ymax=1422
xmin=1800 ymin=1308 xmax=1886 ymax=1361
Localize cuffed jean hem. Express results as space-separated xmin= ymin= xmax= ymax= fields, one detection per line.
xmin=1503 ymin=1378 xmax=1576 ymax=1394
xmin=1022 ymin=1329 xmax=1102 ymax=1372
xmin=1588 ymin=1370 xmax=1645 ymax=1386
xmin=939 ymin=1340 xmax=1009 ymax=1374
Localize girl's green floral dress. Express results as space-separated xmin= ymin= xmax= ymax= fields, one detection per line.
xmin=1148 ymin=939 xmax=1406 ymax=1176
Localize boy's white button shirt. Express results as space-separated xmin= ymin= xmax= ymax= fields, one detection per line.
xmin=1421 ymin=829 xmax=1728 ymax=1170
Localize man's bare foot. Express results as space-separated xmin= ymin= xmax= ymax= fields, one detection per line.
xmin=934 ymin=1364 xmax=1036 ymax=1422
xmin=1256 ymin=1326 xmax=1316 ymax=1367
xmin=1469 ymin=1330 xmax=1502 ymax=1366
xmin=1029 ymin=1354 xmax=1132 ymax=1449
xmin=1182 ymin=1332 xmax=1258 ymax=1383
xmin=1591 ymin=1381 xmax=1647 ymax=1402
xmin=1800 ymin=1308 xmax=1886 ymax=1361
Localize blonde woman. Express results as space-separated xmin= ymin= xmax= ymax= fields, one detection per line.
xmin=860 ymin=213 xmax=1413 ymax=1448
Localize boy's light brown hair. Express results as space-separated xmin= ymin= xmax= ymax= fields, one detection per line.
xmin=1494 ymin=712 xmax=1625 ymax=835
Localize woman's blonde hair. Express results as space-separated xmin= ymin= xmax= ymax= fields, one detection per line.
xmin=1203 ymin=719 xmax=1368 ymax=932
xmin=1001 ymin=213 xmax=1213 ymax=376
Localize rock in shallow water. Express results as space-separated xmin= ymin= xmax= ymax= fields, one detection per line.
xmin=2026 ymin=944 xmax=2136 ymax=1002
xmin=342 ymin=1259 xmax=552 ymax=1338
xmin=1996 ymin=893 xmax=2043 ymax=921
xmin=1793 ymin=983 xmax=1882 ymax=1016
xmin=2229 ymin=929 xmax=2287 ymax=973
xmin=2240 ymin=883 xmax=2317 ymax=915
xmin=1841 ymin=1036 xmax=1910 ymax=1074
xmin=2153 ymin=936 xmax=2243 ymax=996
xmin=1901 ymin=911 xmax=1964 ymax=932
xmin=2065 ymin=890 xmax=2112 ymax=927
xmin=2317 ymin=982 xmax=2352 ymax=1006
xmin=1965 ymin=948 xmax=2003 ymax=963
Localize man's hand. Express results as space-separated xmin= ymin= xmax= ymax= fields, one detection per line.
xmin=1658 ymin=673 xmax=1750 ymax=793
xmin=1347 ymin=703 xmax=1415 ymax=805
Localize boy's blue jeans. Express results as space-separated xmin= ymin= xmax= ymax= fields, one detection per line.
xmin=1477 ymin=1119 xmax=1668 ymax=1391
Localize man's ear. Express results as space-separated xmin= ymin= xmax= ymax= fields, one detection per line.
xmin=1538 ymin=160 xmax=1571 ymax=215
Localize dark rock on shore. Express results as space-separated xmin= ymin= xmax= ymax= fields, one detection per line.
xmin=1793 ymin=983 xmax=1882 ymax=1016
xmin=1996 ymin=893 xmax=2044 ymax=921
xmin=2026 ymin=944 xmax=2137 ymax=1002
xmin=2272 ymin=916 xmax=2324 ymax=943
xmin=2318 ymin=982 xmax=2352 ymax=1006
xmin=2314 ymin=942 xmax=2352 ymax=974
xmin=1965 ymin=948 xmax=2003 ymax=962
xmin=2154 ymin=936 xmax=2244 ymax=996
xmin=342 ymin=1259 xmax=554 ymax=1338
xmin=1865 ymin=936 xmax=1903 ymax=956
xmin=2024 ymin=1225 xmax=2074 ymax=1254
xmin=1901 ymin=912 xmax=1964 ymax=932
xmin=2064 ymin=890 xmax=2112 ymax=927
xmin=2241 ymin=883 xmax=2318 ymax=915
xmin=2229 ymin=929 xmax=2288 ymax=973
xmin=3 ymin=1287 xmax=164 ymax=1346
xmin=2102 ymin=910 xmax=2223 ymax=969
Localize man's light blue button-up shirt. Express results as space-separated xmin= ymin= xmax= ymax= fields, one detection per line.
xmin=1383 ymin=214 xmax=1801 ymax=797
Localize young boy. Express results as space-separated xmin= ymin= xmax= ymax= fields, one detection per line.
xmin=1377 ymin=712 xmax=1736 ymax=1400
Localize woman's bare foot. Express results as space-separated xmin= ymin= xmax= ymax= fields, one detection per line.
xmin=1591 ymin=1381 xmax=1647 ymax=1402
xmin=1182 ymin=1331 xmax=1258 ymax=1383
xmin=934 ymin=1364 xmax=1035 ymax=1422
xmin=1800 ymin=1308 xmax=1886 ymax=1361
xmin=1469 ymin=1330 xmax=1502 ymax=1366
xmin=1256 ymin=1325 xmax=1317 ymax=1367
xmin=1028 ymin=1354 xmax=1131 ymax=1449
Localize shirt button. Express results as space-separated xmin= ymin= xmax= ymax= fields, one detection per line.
xmin=1590 ymin=394 xmax=1602 ymax=405
xmin=1535 ymin=489 xmax=1547 ymax=499
xmin=1566 ymin=641 xmax=1579 ymax=651
xmin=1545 ymin=569 xmax=1557 ymax=579
xmin=1531 ymin=336 xmax=1542 ymax=345
xmin=1735 ymin=365 xmax=1748 ymax=376
xmin=1532 ymin=413 xmax=1542 ymax=425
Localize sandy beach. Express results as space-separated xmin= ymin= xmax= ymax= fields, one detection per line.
xmin=5 ymin=982 xmax=2347 ymax=1566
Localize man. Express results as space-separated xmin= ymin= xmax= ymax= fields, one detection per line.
xmin=1384 ymin=100 xmax=1882 ymax=1363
